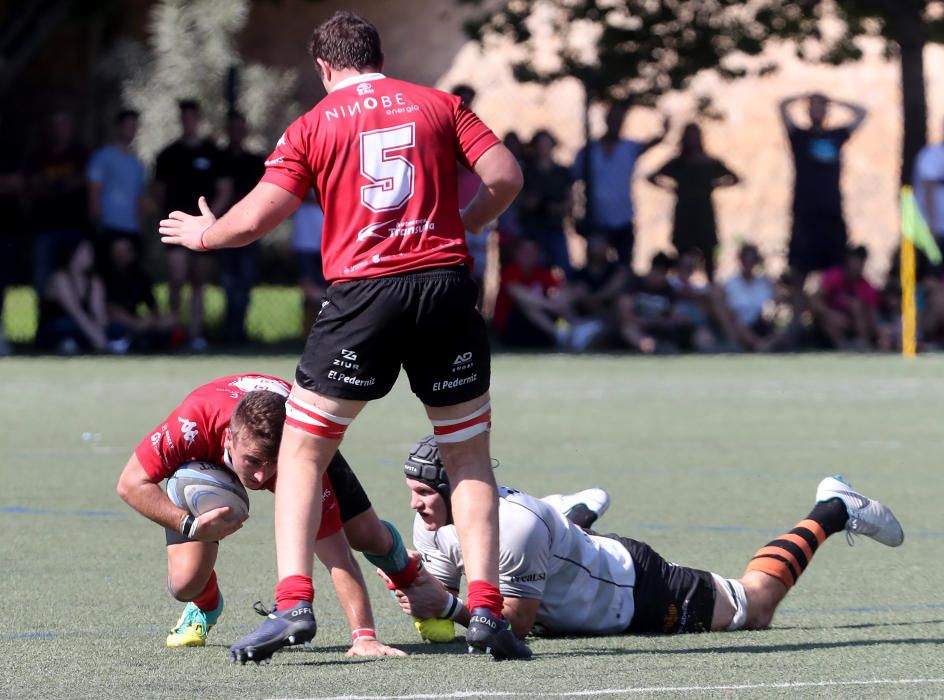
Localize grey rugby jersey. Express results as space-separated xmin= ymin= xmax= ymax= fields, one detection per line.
xmin=412 ymin=486 xmax=636 ymax=634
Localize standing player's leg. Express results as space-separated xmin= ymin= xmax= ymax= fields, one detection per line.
xmin=426 ymin=395 xmax=530 ymax=659
xmin=327 ymin=451 xmax=422 ymax=589
xmin=710 ymin=476 xmax=903 ymax=631
xmin=165 ymin=537 xmax=223 ymax=647
xmin=228 ymin=385 xmax=365 ymax=663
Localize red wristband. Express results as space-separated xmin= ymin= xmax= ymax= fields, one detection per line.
xmin=198 ymin=225 xmax=211 ymax=251
xmin=351 ymin=627 xmax=376 ymax=641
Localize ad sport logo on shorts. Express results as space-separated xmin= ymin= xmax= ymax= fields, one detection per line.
xmin=327 ymin=348 xmax=376 ymax=388
xmin=431 ymin=350 xmax=477 ymax=392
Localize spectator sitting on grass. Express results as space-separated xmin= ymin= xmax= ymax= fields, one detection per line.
xmin=810 ymin=245 xmax=889 ymax=351
xmin=558 ymin=234 xmax=628 ymax=351
xmin=493 ymin=237 xmax=565 ymax=349
xmin=35 ymin=238 xmax=126 ymax=354
xmin=715 ymin=243 xmax=792 ymax=352
xmin=668 ymin=249 xmax=720 ymax=352
xmin=103 ymin=235 xmax=179 ymax=352
xmin=617 ymin=252 xmax=691 ymax=353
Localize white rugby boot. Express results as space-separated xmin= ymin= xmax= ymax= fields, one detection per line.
xmin=815 ymin=476 xmax=903 ymax=547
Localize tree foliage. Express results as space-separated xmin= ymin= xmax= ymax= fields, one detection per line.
xmin=108 ymin=0 xmax=300 ymax=164
xmin=462 ymin=0 xmax=941 ymax=102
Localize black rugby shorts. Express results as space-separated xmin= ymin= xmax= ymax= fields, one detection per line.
xmin=296 ymin=266 xmax=490 ymax=407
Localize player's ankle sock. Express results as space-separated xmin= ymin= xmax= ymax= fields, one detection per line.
xmin=364 ymin=520 xmax=420 ymax=588
xmin=192 ymin=571 xmax=220 ymax=611
xmin=743 ymin=505 xmax=842 ymax=589
xmin=467 ymin=580 xmax=504 ymax=618
xmin=275 ymin=575 xmax=314 ymax=610
xmin=807 ymin=497 xmax=849 ymax=536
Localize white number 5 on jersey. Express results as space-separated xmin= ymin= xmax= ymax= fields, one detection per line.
xmin=360 ymin=123 xmax=415 ymax=212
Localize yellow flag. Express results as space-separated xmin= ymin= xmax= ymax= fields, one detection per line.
xmin=901 ymin=186 xmax=942 ymax=265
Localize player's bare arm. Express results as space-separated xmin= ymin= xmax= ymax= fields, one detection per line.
xmin=159 ymin=181 xmax=301 ymax=252
xmin=313 ymin=530 xmax=407 ymax=657
xmin=461 ymin=143 xmax=523 ymax=233
xmin=117 ymin=453 xmax=244 ymax=541
xmin=502 ymin=597 xmax=541 ymax=639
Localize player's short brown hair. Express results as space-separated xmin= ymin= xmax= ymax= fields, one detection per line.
xmin=230 ymin=391 xmax=286 ymax=461
xmin=308 ymin=11 xmax=383 ymax=74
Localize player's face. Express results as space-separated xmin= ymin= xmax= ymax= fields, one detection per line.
xmin=225 ymin=430 xmax=277 ymax=490
xmin=406 ymin=479 xmax=448 ymax=530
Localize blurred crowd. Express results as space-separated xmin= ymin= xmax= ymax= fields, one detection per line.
xmin=1 ymin=87 xmax=944 ymax=356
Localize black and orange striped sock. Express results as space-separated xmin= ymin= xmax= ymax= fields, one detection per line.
xmin=744 ymin=498 xmax=848 ymax=589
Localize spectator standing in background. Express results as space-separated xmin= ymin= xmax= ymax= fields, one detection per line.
xmin=496 ymin=131 xmax=525 ymax=261
xmin=914 ymin=117 xmax=944 ymax=242
xmin=86 ymin=109 xmax=147 ymax=258
xmin=26 ymin=110 xmax=88 ymax=296
xmin=153 ymin=100 xmax=233 ymax=351
xmin=0 ymin=154 xmax=24 ymax=355
xmin=218 ymin=111 xmax=265 ymax=346
xmin=647 ymin=123 xmax=739 ymax=281
xmin=572 ymin=103 xmax=669 ymax=265
xmin=780 ymin=93 xmax=866 ymax=283
xmin=519 ymin=130 xmax=573 ymax=276
xmin=452 ymin=85 xmax=490 ymax=305
xmin=291 ymin=191 xmax=326 ymax=335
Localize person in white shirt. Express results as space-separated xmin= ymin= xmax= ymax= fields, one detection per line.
xmin=386 ymin=437 xmax=902 ymax=642
xmin=715 ymin=243 xmax=791 ymax=352
xmin=914 ymin=119 xmax=944 ymax=239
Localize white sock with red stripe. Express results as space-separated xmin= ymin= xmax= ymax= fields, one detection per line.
xmin=285 ymin=395 xmax=353 ymax=439
xmin=431 ymin=402 xmax=491 ymax=443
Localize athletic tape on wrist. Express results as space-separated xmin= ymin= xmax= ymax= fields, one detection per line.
xmin=351 ymin=627 xmax=376 ymax=641
xmin=440 ymin=593 xmax=464 ymax=621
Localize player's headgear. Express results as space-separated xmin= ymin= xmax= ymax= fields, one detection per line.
xmin=403 ymin=435 xmax=453 ymax=523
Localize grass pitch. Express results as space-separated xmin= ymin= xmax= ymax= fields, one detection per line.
xmin=1 ymin=354 xmax=942 ymax=699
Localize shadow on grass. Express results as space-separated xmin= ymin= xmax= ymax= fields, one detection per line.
xmin=779 ymin=618 xmax=944 ymax=631
xmin=528 ymin=636 xmax=944 ymax=659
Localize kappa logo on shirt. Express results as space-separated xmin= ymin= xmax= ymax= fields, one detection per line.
xmin=178 ymin=417 xmax=199 ymax=446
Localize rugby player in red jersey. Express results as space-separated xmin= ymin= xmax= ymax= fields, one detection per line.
xmin=116 ymin=374 xmax=415 ymax=657
xmin=159 ymin=11 xmax=528 ymax=662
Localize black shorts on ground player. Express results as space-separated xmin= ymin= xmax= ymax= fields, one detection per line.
xmin=296 ymin=266 xmax=490 ymax=407
xmin=594 ymin=532 xmax=716 ymax=634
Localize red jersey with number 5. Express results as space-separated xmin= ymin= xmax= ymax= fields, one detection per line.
xmin=261 ymin=73 xmax=500 ymax=283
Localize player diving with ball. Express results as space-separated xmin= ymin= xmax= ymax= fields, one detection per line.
xmin=385 ymin=437 xmax=904 ymax=642
xmin=116 ymin=374 xmax=421 ymax=657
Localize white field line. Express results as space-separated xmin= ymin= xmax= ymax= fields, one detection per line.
xmin=269 ymin=677 xmax=944 ymax=700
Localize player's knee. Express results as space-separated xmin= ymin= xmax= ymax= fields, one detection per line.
xmin=166 ymin=573 xmax=207 ymax=602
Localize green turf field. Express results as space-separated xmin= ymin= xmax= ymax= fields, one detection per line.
xmin=1 ymin=355 xmax=942 ymax=699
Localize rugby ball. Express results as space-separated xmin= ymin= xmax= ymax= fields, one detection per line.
xmin=166 ymin=461 xmax=250 ymax=521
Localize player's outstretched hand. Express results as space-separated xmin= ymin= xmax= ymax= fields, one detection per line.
xmin=378 ymin=564 xmax=450 ymax=619
xmin=159 ymin=196 xmax=216 ymax=251
xmin=345 ymin=637 xmax=407 ymax=658
xmin=194 ymin=506 xmax=246 ymax=541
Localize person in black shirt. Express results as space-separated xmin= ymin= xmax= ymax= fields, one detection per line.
xmin=153 ymin=100 xmax=233 ymax=351
xmin=780 ymin=92 xmax=866 ymax=282
xmin=217 ymin=111 xmax=265 ymax=346
xmin=519 ymin=129 xmax=574 ymax=276
xmin=647 ymin=123 xmax=739 ymax=281
xmin=103 ymin=235 xmax=177 ymax=352
xmin=26 ymin=111 xmax=88 ymax=296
